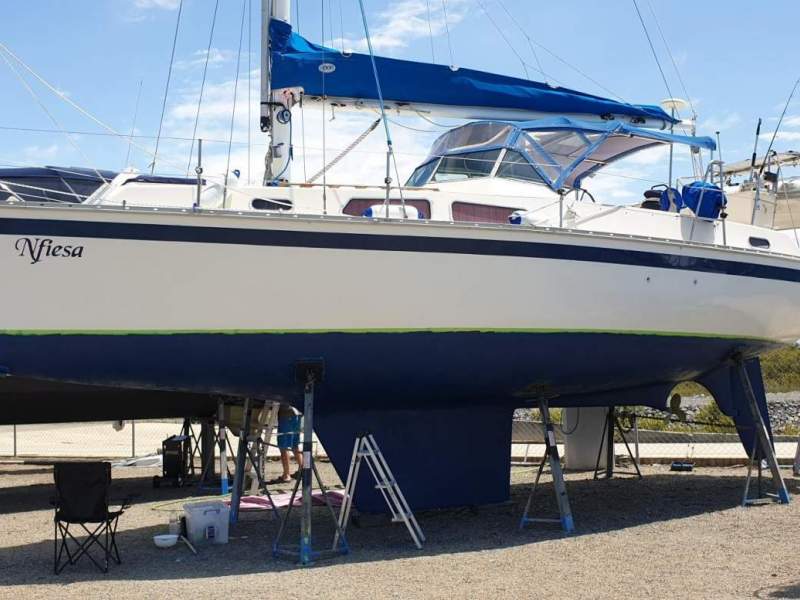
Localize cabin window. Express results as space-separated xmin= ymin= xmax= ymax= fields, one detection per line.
xmin=251 ymin=198 xmax=293 ymax=211
xmin=431 ymin=150 xmax=500 ymax=183
xmin=343 ymin=198 xmax=431 ymax=219
xmin=495 ymin=150 xmax=545 ymax=183
xmin=749 ymin=236 xmax=770 ymax=249
xmin=451 ymin=201 xmax=522 ymax=224
xmin=406 ymin=159 xmax=439 ymax=187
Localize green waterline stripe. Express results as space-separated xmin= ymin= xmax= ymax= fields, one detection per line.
xmin=0 ymin=327 xmax=774 ymax=343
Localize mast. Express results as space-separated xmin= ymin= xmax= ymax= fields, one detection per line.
xmin=261 ymin=0 xmax=292 ymax=183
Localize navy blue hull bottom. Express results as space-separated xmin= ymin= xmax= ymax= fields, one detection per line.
xmin=0 ymin=331 xmax=777 ymax=511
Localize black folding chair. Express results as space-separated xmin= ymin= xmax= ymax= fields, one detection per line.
xmin=52 ymin=462 xmax=131 ymax=574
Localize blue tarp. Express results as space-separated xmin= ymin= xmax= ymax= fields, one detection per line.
xmin=269 ymin=19 xmax=677 ymax=125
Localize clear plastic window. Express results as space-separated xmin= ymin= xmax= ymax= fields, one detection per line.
xmin=495 ymin=151 xmax=544 ymax=183
xmin=431 ymin=150 xmax=500 ymax=182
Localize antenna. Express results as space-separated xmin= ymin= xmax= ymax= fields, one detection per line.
xmin=660 ymin=98 xmax=688 ymax=188
xmin=749 ymin=118 xmax=761 ymax=181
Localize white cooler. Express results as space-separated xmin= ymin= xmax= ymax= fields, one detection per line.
xmin=183 ymin=501 xmax=230 ymax=544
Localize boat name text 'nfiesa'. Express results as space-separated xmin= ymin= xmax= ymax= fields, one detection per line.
xmin=14 ymin=238 xmax=84 ymax=265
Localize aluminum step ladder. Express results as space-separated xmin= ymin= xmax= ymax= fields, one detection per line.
xmin=519 ymin=398 xmax=575 ymax=533
xmin=334 ymin=433 xmax=425 ymax=549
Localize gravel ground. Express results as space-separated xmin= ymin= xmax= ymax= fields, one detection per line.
xmin=1 ymin=461 xmax=799 ymax=600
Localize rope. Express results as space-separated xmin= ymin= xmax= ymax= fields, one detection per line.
xmin=307 ymin=118 xmax=380 ymax=183
xmin=186 ymin=0 xmax=221 ymax=175
xmin=152 ymin=0 xmax=185 ymax=174
xmin=0 ymin=47 xmax=110 ymax=186
xmin=223 ymin=0 xmax=248 ymax=205
xmin=441 ymin=0 xmax=455 ymax=67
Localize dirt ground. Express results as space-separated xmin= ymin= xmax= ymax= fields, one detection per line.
xmin=0 ymin=461 xmax=798 ymax=600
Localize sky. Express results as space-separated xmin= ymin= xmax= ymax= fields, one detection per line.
xmin=1 ymin=0 xmax=799 ymax=204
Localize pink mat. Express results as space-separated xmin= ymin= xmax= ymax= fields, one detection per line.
xmin=226 ymin=490 xmax=345 ymax=511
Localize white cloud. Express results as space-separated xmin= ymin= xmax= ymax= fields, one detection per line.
xmin=330 ymin=0 xmax=469 ymax=54
xmin=760 ymin=131 xmax=800 ymax=142
xmin=783 ymin=116 xmax=800 ymax=128
xmin=698 ymin=112 xmax=741 ymax=132
xmin=175 ymin=48 xmax=235 ymax=71
xmin=133 ymin=0 xmax=180 ymax=9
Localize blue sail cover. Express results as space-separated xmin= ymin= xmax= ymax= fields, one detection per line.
xmin=269 ymin=19 xmax=677 ymax=125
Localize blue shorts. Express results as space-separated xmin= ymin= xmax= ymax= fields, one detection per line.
xmin=277 ymin=415 xmax=301 ymax=450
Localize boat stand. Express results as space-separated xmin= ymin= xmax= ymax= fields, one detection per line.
xmin=273 ymin=360 xmax=349 ymax=565
xmin=229 ymin=398 xmax=280 ymax=523
xmin=736 ymin=356 xmax=790 ymax=505
xmin=197 ymin=400 xmax=235 ymax=494
xmin=519 ymin=399 xmax=575 ymax=533
xmin=334 ymin=433 xmax=424 ymax=550
xmin=593 ymin=407 xmax=642 ymax=480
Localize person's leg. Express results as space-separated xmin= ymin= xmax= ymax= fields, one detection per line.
xmin=280 ymin=449 xmax=291 ymax=479
xmin=293 ymin=447 xmax=303 ymax=469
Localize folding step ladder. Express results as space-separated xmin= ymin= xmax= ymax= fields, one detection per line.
xmin=335 ymin=433 xmax=425 ymax=549
xmin=519 ymin=398 xmax=575 ymax=533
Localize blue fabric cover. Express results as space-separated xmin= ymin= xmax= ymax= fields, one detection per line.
xmin=682 ymin=181 xmax=726 ymax=218
xmin=659 ymin=187 xmax=683 ymax=211
xmin=269 ymin=20 xmax=676 ymax=124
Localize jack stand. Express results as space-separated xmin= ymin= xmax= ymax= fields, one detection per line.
xmin=273 ymin=360 xmax=349 ymax=565
xmin=230 ymin=399 xmax=279 ymax=524
xmin=335 ymin=433 xmax=424 ymax=550
xmin=593 ymin=407 xmax=642 ymax=480
xmin=520 ymin=398 xmax=575 ymax=533
xmin=737 ymin=356 xmax=790 ymax=504
xmin=197 ymin=402 xmax=234 ymax=493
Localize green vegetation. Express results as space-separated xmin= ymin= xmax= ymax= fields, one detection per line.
xmin=760 ymin=346 xmax=800 ymax=393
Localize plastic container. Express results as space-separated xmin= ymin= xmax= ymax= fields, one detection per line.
xmin=153 ymin=534 xmax=179 ymax=548
xmin=183 ymin=501 xmax=230 ymax=545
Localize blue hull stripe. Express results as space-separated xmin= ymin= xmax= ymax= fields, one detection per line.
xmin=2 ymin=217 xmax=799 ymax=282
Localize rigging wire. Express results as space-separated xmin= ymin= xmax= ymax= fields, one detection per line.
xmin=337 ymin=0 xmax=346 ymax=53
xmin=0 ymin=42 xmax=186 ymax=173
xmin=124 ymin=79 xmax=143 ymax=169
xmin=631 ymin=0 xmax=676 ymax=113
xmin=495 ymin=0 xmax=548 ymax=85
xmin=759 ymin=76 xmax=800 ymax=177
xmin=475 ymin=0 xmax=529 ymax=79
xmin=425 ymin=0 xmax=436 ymax=63
xmin=295 ymin=0 xmax=308 ymax=181
xmin=152 ymin=0 xmax=185 ymax=174
xmin=0 ymin=47 xmax=110 ymax=186
xmin=357 ymin=0 xmax=407 ymax=212
xmin=441 ymin=0 xmax=456 ymax=67
xmin=186 ymin=0 xmax=221 ymax=176
xmin=321 ymin=0 xmax=328 ymax=210
xmin=247 ymin=0 xmax=253 ymax=184
xmin=644 ymin=0 xmax=695 ymax=118
xmin=223 ymin=0 xmax=248 ymax=206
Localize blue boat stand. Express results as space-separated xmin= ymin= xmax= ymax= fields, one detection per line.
xmin=272 ymin=360 xmax=349 ymax=565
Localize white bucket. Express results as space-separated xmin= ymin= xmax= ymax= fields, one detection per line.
xmin=183 ymin=501 xmax=230 ymax=545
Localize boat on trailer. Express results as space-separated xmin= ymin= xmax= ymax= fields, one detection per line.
xmin=0 ymin=1 xmax=797 ymax=510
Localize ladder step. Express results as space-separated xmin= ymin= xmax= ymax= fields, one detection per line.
xmin=374 ymin=482 xmax=396 ymax=489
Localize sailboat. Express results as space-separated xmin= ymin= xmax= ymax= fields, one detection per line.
xmin=1 ymin=0 xmax=798 ymax=510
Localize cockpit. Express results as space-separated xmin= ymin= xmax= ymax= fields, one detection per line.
xmin=407 ymin=117 xmax=716 ymax=193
